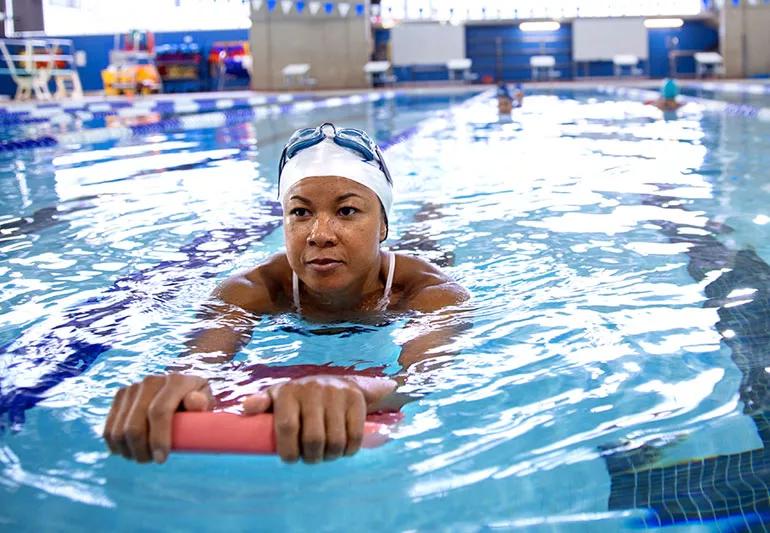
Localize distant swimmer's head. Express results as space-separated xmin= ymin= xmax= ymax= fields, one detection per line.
xmin=496 ymin=82 xmax=512 ymax=101
xmin=661 ymin=78 xmax=680 ymax=101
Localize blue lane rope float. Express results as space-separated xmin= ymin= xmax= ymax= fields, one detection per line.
xmin=0 ymin=136 xmax=58 ymax=151
xmin=597 ymin=85 xmax=770 ymax=121
xmin=688 ymin=80 xmax=770 ymax=96
xmin=0 ymin=93 xmax=300 ymax=126
xmin=0 ymin=91 xmax=398 ymax=153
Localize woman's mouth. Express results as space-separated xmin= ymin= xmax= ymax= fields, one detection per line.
xmin=306 ymin=258 xmax=344 ymax=273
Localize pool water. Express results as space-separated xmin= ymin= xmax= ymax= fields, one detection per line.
xmin=2 ymin=89 xmax=770 ymax=531
xmin=680 ymin=85 xmax=770 ymax=109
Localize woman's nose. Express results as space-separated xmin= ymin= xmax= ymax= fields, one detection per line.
xmin=307 ymin=215 xmax=338 ymax=247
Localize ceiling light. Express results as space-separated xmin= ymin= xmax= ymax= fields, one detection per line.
xmin=644 ymin=18 xmax=685 ymax=29
xmin=519 ymin=21 xmax=560 ymax=32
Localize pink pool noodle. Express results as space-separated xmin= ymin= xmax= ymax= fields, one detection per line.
xmin=171 ymin=412 xmax=398 ymax=454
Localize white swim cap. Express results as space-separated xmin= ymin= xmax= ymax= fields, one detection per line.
xmin=278 ymin=138 xmax=393 ymax=217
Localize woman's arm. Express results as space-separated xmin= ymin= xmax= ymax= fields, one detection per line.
xmin=177 ymin=269 xmax=275 ymax=365
xmin=370 ymin=279 xmax=471 ymax=413
xmin=104 ymin=269 xmax=274 ymax=463
xmin=398 ymin=280 xmax=470 ymax=369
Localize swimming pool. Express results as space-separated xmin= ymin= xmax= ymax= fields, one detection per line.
xmin=2 ymin=87 xmax=770 ymax=531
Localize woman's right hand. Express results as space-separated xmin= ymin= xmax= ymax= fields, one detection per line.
xmin=103 ymin=373 xmax=213 ymax=464
xmin=241 ymin=375 xmax=396 ymax=464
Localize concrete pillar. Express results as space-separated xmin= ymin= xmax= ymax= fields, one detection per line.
xmin=249 ymin=0 xmax=371 ymax=91
xmin=720 ymin=1 xmax=770 ymax=78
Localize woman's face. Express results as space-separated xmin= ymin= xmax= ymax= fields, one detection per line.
xmin=283 ymin=176 xmax=387 ymax=294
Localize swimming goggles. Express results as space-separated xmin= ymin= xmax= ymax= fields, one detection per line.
xmin=278 ymin=122 xmax=392 ymax=185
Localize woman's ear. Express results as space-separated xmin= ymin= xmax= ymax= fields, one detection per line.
xmin=379 ymin=211 xmax=388 ymax=242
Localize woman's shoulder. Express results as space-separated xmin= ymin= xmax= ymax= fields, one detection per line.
xmin=213 ymin=253 xmax=292 ymax=312
xmin=392 ymin=253 xmax=451 ymax=286
xmin=392 ymin=252 xmax=469 ymax=311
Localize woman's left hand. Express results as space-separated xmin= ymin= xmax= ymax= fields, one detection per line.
xmin=242 ymin=375 xmax=395 ymax=464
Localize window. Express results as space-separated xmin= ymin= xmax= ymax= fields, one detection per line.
xmin=380 ymin=0 xmax=703 ymax=22
xmin=43 ymin=0 xmax=251 ymax=36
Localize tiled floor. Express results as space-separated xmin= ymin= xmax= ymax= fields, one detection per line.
xmin=604 ymin=196 xmax=770 ymax=531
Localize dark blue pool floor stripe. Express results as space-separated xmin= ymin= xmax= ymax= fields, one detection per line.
xmin=0 ymin=124 xmax=424 ymax=428
xmin=603 ymin=198 xmax=770 ymax=531
xmin=0 ymin=213 xmax=283 ymax=428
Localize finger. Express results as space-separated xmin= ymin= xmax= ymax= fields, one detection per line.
xmin=242 ymin=392 xmax=272 ymax=415
xmin=347 ymin=377 xmax=397 ymax=410
xmin=272 ymin=388 xmax=300 ymax=463
xmin=124 ymin=376 xmax=166 ymax=463
xmin=344 ymin=391 xmax=366 ymax=457
xmin=103 ymin=387 xmax=126 ymax=455
xmin=182 ymin=389 xmax=212 ymax=412
xmin=113 ymin=384 xmax=139 ymax=459
xmin=300 ymin=390 xmax=325 ymax=464
xmin=323 ymin=397 xmax=346 ymax=461
xmin=359 ymin=377 xmax=398 ymax=404
xmin=147 ymin=375 xmax=209 ymax=464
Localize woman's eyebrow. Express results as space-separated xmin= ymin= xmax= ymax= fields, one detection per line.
xmin=336 ymin=193 xmax=364 ymax=202
xmin=288 ymin=195 xmax=312 ymax=204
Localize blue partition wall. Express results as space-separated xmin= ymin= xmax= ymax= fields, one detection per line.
xmin=465 ymin=23 xmax=573 ymax=82
xmin=647 ymin=20 xmax=719 ymax=78
xmin=464 ymin=20 xmax=717 ymax=81
xmin=383 ymin=19 xmax=718 ymax=83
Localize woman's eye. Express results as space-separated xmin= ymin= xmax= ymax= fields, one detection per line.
xmin=338 ymin=206 xmax=358 ymax=216
xmin=290 ymin=208 xmax=310 ymax=217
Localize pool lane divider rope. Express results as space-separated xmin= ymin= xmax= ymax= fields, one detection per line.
xmin=0 ymin=91 xmax=397 ymax=153
xmin=0 ymin=93 xmax=302 ymax=126
xmin=684 ymin=80 xmax=770 ymax=96
xmin=597 ymin=85 xmax=770 ymax=121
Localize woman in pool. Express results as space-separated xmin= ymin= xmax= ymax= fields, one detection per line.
xmin=103 ymin=123 xmax=469 ymax=465
xmin=496 ymin=82 xmax=524 ymax=114
xmin=646 ymin=78 xmax=684 ymax=112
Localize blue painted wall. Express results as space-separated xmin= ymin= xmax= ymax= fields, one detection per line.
xmin=373 ymin=28 xmax=390 ymax=48
xmin=73 ymin=29 xmax=249 ymax=91
xmin=465 ymin=23 xmax=573 ymax=82
xmin=647 ymin=20 xmax=719 ymax=78
xmin=464 ymin=20 xmax=717 ymax=81
xmin=1 ymin=28 xmax=249 ymax=96
xmin=383 ymin=19 xmax=718 ymax=82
